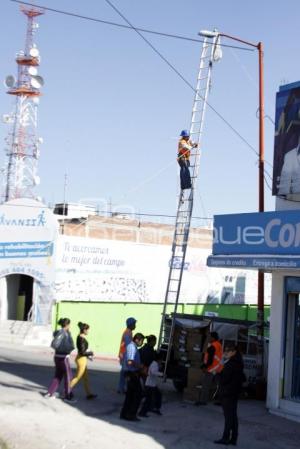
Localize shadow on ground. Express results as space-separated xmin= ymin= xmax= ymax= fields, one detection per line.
xmin=1 ymin=353 xmax=300 ymax=449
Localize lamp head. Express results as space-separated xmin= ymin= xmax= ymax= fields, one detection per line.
xmin=199 ymin=29 xmax=219 ymax=38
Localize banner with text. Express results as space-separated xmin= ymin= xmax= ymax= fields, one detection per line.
xmin=55 ymin=235 xmax=270 ymax=304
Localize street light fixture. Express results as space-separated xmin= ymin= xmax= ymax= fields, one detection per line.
xmin=199 ymin=29 xmax=219 ymax=38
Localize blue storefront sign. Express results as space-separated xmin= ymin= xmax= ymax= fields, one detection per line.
xmin=207 ymin=209 xmax=300 ymax=270
xmin=213 ymin=210 xmax=300 ymax=255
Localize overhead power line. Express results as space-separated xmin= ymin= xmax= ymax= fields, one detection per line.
xmin=10 ymin=0 xmax=273 ymax=174
xmin=0 ymin=199 xmax=212 ymax=220
xmin=104 ymin=0 xmax=271 ymax=167
xmin=10 ymin=0 xmax=253 ymax=52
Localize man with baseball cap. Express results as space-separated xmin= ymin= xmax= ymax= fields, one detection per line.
xmin=117 ymin=317 xmax=137 ymax=393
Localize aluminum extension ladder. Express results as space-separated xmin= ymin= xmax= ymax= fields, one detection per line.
xmin=158 ymin=32 xmax=222 ymax=377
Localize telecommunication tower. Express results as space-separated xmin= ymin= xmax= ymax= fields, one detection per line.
xmin=1 ymin=5 xmax=45 ymax=202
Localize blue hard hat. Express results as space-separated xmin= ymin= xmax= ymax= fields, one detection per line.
xmin=180 ymin=129 xmax=190 ymax=137
xmin=126 ymin=317 xmax=137 ymax=327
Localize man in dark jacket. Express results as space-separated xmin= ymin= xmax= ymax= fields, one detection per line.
xmin=214 ymin=345 xmax=245 ymax=446
xmin=139 ymin=335 xmax=157 ymax=367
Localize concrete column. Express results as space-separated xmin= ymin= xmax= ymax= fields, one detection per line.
xmin=267 ymin=271 xmax=285 ymax=410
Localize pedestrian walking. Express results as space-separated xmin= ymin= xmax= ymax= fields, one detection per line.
xmin=118 ymin=317 xmax=137 ymax=393
xmin=45 ymin=317 xmax=75 ymax=402
xmin=69 ymin=322 xmax=97 ymax=400
xmin=214 ymin=345 xmax=245 ymax=446
xmin=120 ymin=333 xmax=145 ymax=422
xmin=177 ymin=129 xmax=198 ymax=190
xmin=198 ymin=331 xmax=223 ymax=405
xmin=139 ymin=351 xmax=163 ymax=417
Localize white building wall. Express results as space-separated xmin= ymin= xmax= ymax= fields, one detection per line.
xmin=267 ymin=270 xmax=300 ymax=421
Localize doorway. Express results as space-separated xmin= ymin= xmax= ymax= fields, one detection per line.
xmin=0 ymin=274 xmax=34 ymax=321
xmin=284 ymin=278 xmax=300 ymax=401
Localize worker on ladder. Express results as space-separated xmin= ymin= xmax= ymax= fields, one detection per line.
xmin=177 ymin=129 xmax=198 ymax=190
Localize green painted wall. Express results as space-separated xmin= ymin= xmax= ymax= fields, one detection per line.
xmin=54 ymin=302 xmax=270 ymax=356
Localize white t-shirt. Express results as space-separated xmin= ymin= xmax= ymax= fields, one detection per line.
xmin=145 ymin=361 xmax=162 ymax=387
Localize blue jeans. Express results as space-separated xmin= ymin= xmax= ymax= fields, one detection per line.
xmin=178 ymin=159 xmax=191 ymax=190
xmin=118 ymin=366 xmax=126 ymax=393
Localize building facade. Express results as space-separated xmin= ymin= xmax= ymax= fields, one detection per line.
xmin=0 ymin=202 xmax=270 ymax=352
xmin=208 ymin=82 xmax=300 ymax=421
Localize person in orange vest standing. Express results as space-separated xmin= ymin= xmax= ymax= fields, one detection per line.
xmin=198 ymin=331 xmax=223 ymax=405
xmin=117 ymin=317 xmax=137 ymax=393
xmin=177 ymin=129 xmax=198 ymax=190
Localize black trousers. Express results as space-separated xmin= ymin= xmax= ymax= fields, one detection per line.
xmin=221 ymin=396 xmax=238 ymax=442
xmin=178 ymin=159 xmax=191 ymax=190
xmin=140 ymin=386 xmax=162 ymax=414
xmin=120 ymin=372 xmax=142 ymax=419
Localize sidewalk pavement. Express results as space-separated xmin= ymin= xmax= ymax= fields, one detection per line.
xmin=0 ymin=344 xmax=300 ymax=449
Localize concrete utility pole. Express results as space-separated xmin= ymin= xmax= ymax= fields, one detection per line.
xmin=208 ymin=31 xmax=265 ymax=376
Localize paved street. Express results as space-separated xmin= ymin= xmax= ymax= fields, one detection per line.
xmin=0 ymin=345 xmax=300 ymax=449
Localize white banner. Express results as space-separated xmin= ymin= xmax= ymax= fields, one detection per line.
xmin=55 ymin=235 xmax=271 ymax=304
xmin=0 ymin=198 xmax=59 ymax=324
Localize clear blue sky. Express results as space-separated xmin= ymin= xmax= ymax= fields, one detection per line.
xmin=0 ymin=0 xmax=299 ymax=220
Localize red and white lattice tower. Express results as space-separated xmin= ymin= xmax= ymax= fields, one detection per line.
xmin=1 ymin=5 xmax=44 ymax=202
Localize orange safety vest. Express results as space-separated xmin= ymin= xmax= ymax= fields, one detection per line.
xmin=204 ymin=340 xmax=223 ymax=374
xmin=177 ymin=138 xmax=192 ymax=161
xmin=118 ymin=328 xmax=132 ymax=360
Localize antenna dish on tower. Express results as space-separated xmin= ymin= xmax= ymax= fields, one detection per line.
xmin=4 ymin=75 xmax=16 ymax=88
xmin=2 ymin=114 xmax=14 ymax=124
xmin=28 ymin=66 xmax=38 ymax=76
xmin=29 ymin=47 xmax=39 ymax=57
xmin=30 ymin=75 xmax=44 ymax=89
xmin=33 ymin=175 xmax=40 ymax=186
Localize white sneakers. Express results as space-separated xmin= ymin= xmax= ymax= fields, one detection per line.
xmin=43 ymin=393 xmax=56 ymax=399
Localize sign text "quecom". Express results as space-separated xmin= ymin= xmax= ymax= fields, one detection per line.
xmin=214 ymin=218 xmax=300 ymax=248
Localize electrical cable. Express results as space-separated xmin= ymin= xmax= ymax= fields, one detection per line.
xmin=103 ymin=0 xmax=273 ymax=168
xmin=0 ymin=198 xmax=212 ymax=220
xmin=9 ymin=0 xmax=275 ymax=199
xmin=10 ymin=0 xmax=272 ymax=167
xmin=10 ymin=0 xmax=253 ymax=52
xmin=263 ymin=168 xmax=273 ymax=181
xmin=264 ymin=173 xmax=273 ymax=192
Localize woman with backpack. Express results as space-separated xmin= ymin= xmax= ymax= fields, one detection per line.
xmin=69 ymin=322 xmax=97 ymax=400
xmin=45 ymin=317 xmax=75 ymax=402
